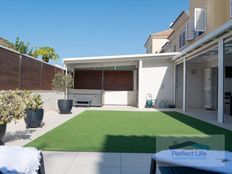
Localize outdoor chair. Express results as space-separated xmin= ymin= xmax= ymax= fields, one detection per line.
xmin=0 ymin=146 xmax=45 ymax=174
xmin=225 ymin=92 xmax=231 ymax=115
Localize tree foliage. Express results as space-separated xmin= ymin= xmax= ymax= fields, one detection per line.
xmin=52 ymin=72 xmax=74 ymax=99
xmin=33 ymin=47 xmax=59 ymax=62
xmin=2 ymin=37 xmax=59 ymax=63
xmin=4 ymin=37 xmax=34 ymax=56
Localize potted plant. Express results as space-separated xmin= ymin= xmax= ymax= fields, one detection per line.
xmin=52 ymin=72 xmax=74 ymax=114
xmin=0 ymin=90 xmax=26 ymax=144
xmin=23 ymin=91 xmax=44 ymax=128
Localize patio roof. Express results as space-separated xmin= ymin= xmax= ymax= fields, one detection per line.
xmin=63 ymin=52 xmax=179 ymax=64
xmin=173 ymin=19 xmax=232 ymax=61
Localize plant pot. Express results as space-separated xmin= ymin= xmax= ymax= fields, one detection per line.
xmin=58 ymin=99 xmax=73 ymax=114
xmin=25 ymin=109 xmax=44 ymax=128
xmin=0 ymin=124 xmax=7 ymax=145
xmin=168 ymin=104 xmax=176 ymax=108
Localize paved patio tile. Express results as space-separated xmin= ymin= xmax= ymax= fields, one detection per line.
xmin=122 ymin=167 xmax=150 ymax=174
xmin=43 ymin=152 xmax=78 ymax=174
xmin=73 ymin=152 xmax=121 ymax=168
xmin=66 ymin=166 xmax=120 ymax=174
xmin=121 ymin=153 xmax=152 ymax=168
xmin=43 ymin=152 xmax=153 ymax=174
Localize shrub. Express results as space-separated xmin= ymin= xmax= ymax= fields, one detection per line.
xmin=0 ymin=90 xmax=26 ymax=125
xmin=16 ymin=90 xmax=43 ymax=110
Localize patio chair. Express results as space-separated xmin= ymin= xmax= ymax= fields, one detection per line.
xmin=224 ymin=92 xmax=231 ymax=115
xmin=0 ymin=146 xmax=45 ymax=174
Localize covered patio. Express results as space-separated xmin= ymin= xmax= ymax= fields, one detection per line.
xmin=174 ymin=19 xmax=232 ymax=125
xmin=63 ymin=53 xmax=177 ymax=108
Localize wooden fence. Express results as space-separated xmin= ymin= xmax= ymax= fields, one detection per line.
xmin=0 ymin=46 xmax=64 ymax=90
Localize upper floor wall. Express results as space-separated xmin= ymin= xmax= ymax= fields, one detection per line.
xmin=161 ymin=0 xmax=232 ymax=53
xmin=162 ymin=11 xmax=189 ymax=53
xmin=144 ymin=29 xmax=173 ymax=54
xmin=190 ymin=0 xmax=230 ymax=35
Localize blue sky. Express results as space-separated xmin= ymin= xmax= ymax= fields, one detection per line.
xmin=0 ymin=0 xmax=189 ymax=66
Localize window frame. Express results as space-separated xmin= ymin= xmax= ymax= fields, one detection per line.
xmin=194 ymin=8 xmax=207 ymax=32
xmin=179 ymin=28 xmax=186 ymax=49
xmin=186 ymin=19 xmax=195 ymax=41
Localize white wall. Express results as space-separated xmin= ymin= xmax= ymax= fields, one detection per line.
xmin=103 ymin=91 xmax=137 ymax=106
xmin=32 ymin=90 xmax=63 ymax=112
xmin=185 ymin=55 xmax=232 ymax=109
xmin=138 ymin=59 xmax=174 ymax=108
xmin=186 ymin=63 xmax=204 ymax=108
xmin=152 ymin=38 xmax=169 ymax=53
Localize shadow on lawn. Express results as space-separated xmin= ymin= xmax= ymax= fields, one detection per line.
xmin=99 ymin=112 xmax=232 ymax=153
xmin=101 ymin=135 xmax=157 ymax=153
xmin=161 ymin=111 xmax=232 ymax=151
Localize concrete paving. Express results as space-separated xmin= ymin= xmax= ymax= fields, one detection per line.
xmin=43 ymin=151 xmax=153 ymax=174
xmin=3 ymin=108 xmax=86 ymax=146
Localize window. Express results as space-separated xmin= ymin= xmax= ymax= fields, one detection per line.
xmin=74 ymin=70 xmax=134 ymax=91
xmin=146 ymin=44 xmax=152 ymax=54
xmin=194 ymin=8 xmax=207 ymax=32
xmin=179 ymin=29 xmax=186 ymax=49
xmin=104 ymin=71 xmax=133 ymax=91
xmin=195 ymin=31 xmax=204 ymax=38
xmin=186 ymin=20 xmax=195 ymax=40
xmin=173 ymin=45 xmax=176 ymax=52
xmin=74 ymin=70 xmax=103 ymax=89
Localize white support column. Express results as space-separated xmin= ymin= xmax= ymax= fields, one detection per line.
xmin=138 ymin=60 xmax=143 ymax=108
xmin=218 ymin=38 xmax=225 ymax=123
xmin=183 ymin=58 xmax=186 ymax=112
xmin=173 ymin=63 xmax=176 ymax=105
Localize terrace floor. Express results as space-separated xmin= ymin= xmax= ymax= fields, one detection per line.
xmin=43 ymin=151 xmax=152 ymax=174
xmin=3 ymin=106 xmax=232 ymax=174
xmin=4 ymin=106 xmax=232 ymax=147
xmin=180 ymin=108 xmax=232 ymax=131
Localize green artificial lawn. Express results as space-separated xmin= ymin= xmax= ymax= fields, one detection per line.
xmin=26 ymin=111 xmax=232 ymax=153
